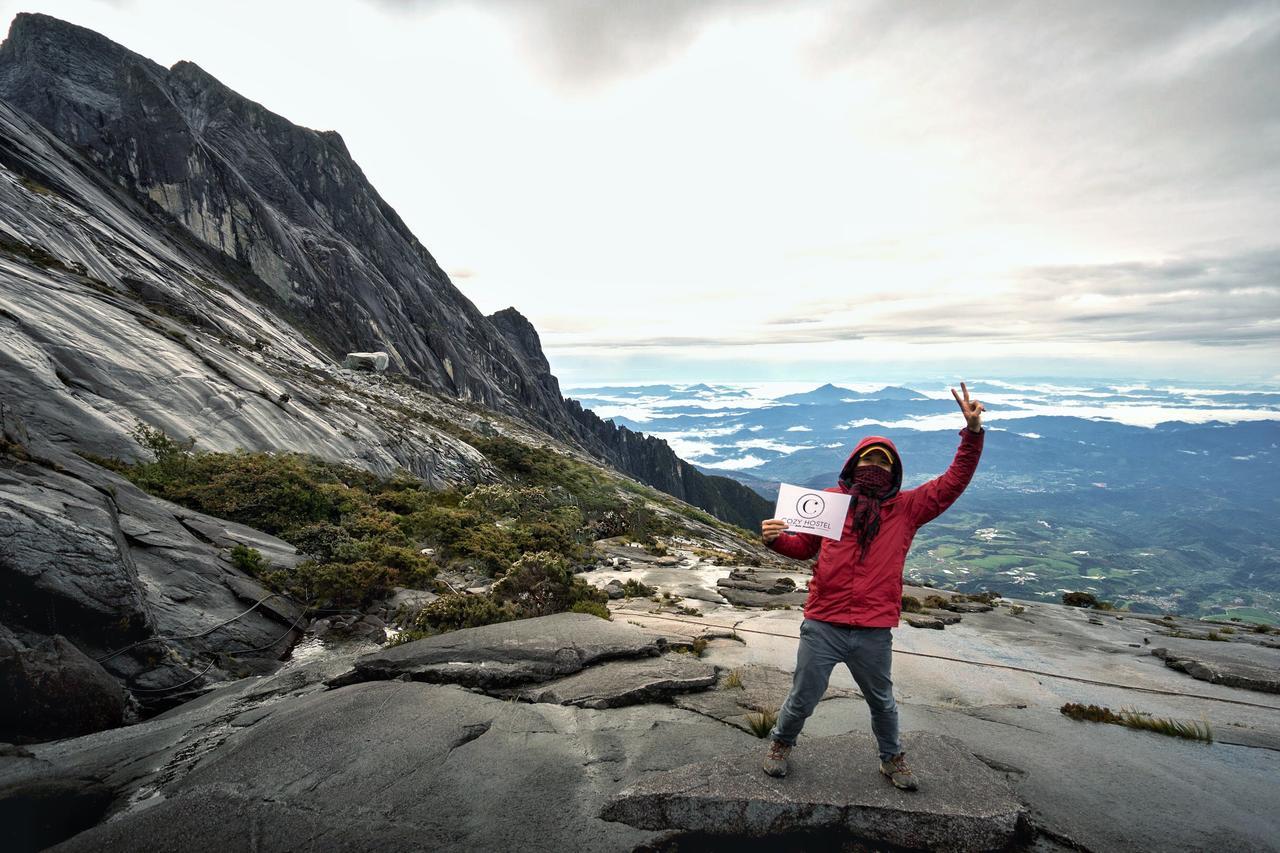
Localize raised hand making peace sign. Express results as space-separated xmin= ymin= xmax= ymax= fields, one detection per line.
xmin=952 ymin=382 xmax=985 ymax=433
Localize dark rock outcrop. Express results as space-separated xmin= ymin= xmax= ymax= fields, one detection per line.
xmin=0 ymin=12 xmax=769 ymax=529
xmin=716 ymin=567 xmax=808 ymax=607
xmin=0 ymin=753 xmax=113 ymax=853
xmin=0 ymin=630 xmax=126 ymax=743
xmin=0 ymin=444 xmax=306 ymax=717
xmin=902 ymin=613 xmax=947 ymax=630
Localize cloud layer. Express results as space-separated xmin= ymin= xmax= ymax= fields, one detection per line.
xmin=7 ymin=0 xmax=1274 ymax=382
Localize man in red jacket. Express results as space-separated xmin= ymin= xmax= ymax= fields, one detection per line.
xmin=760 ymin=383 xmax=986 ymax=790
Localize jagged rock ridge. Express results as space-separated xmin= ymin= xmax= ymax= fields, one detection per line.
xmin=0 ymin=12 xmax=769 ymax=528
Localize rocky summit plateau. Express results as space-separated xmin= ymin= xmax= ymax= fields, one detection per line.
xmin=2 ymin=12 xmax=1279 ymax=853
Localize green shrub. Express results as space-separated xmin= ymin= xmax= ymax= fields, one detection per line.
xmin=901 ymin=595 xmax=923 ymax=613
xmin=130 ymin=450 xmax=347 ymax=535
xmin=229 ymin=543 xmax=269 ymax=577
xmin=621 ymin=579 xmax=658 ymax=598
xmin=468 ymin=434 xmax=605 ymax=500
xmin=266 ymin=559 xmax=395 ymax=609
xmin=409 ymin=594 xmax=520 ymax=635
xmin=570 ymin=600 xmax=611 ymax=620
xmin=286 ymin=522 xmax=355 ymax=562
xmin=1062 ymin=591 xmax=1099 ymax=608
xmin=129 ymin=419 xmax=195 ymax=470
xmin=491 ymin=551 xmax=606 ymax=618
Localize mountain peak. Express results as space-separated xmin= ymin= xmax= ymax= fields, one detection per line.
xmin=488 ymin=307 xmax=550 ymax=375
xmin=871 ymin=385 xmax=927 ymax=400
xmin=2 ymin=12 xmax=162 ymax=74
xmin=777 ymin=383 xmax=858 ymax=404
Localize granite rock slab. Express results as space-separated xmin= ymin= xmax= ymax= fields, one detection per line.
xmin=600 ymin=731 xmax=1027 ymax=851
xmin=337 ymin=612 xmax=680 ymax=688
xmin=1152 ymin=646 xmax=1280 ymax=694
xmin=504 ymin=654 xmax=718 ymax=709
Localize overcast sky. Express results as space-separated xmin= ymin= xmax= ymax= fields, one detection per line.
xmin=3 ymin=0 xmax=1278 ymax=385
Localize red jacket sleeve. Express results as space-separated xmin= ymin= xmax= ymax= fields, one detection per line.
xmin=767 ymin=531 xmax=822 ymax=560
xmin=905 ymin=427 xmax=984 ymax=528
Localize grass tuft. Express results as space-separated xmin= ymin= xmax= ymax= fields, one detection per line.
xmin=723 ymin=668 xmax=743 ymax=689
xmin=1060 ymin=703 xmax=1212 ymax=743
xmin=746 ymin=708 xmax=778 ymax=738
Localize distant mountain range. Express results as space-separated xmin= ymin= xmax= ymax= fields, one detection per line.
xmin=571 ymin=381 xmax=1280 ymax=620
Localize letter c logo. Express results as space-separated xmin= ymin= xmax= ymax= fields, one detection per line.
xmin=797 ymin=493 xmax=825 ymax=519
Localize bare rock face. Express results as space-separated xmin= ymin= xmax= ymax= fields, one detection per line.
xmin=600 ymin=731 xmax=1028 ymax=851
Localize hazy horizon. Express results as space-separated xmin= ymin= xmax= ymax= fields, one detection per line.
xmin=2 ymin=1 xmax=1277 ymax=386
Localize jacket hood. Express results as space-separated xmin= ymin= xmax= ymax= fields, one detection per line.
xmin=838 ymin=435 xmax=903 ymax=500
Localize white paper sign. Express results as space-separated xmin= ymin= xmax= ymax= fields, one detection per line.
xmin=774 ymin=483 xmax=852 ymax=541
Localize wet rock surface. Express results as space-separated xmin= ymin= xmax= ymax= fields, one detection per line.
xmin=601 ymin=731 xmax=1028 ymax=851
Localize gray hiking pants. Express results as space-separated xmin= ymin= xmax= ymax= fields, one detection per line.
xmin=769 ymin=617 xmax=902 ymax=761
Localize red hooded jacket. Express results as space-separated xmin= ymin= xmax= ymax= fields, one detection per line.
xmin=767 ymin=428 xmax=984 ymax=627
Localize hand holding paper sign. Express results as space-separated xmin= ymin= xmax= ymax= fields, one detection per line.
xmin=760 ymin=518 xmax=787 ymax=543
xmin=771 ymin=483 xmax=853 ymax=541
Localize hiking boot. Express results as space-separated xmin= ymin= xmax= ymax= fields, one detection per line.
xmin=879 ymin=752 xmax=919 ymax=791
xmin=762 ymin=740 xmax=792 ymax=778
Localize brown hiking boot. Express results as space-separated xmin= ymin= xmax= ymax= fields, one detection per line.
xmin=880 ymin=752 xmax=919 ymax=791
xmin=762 ymin=740 xmax=792 ymax=778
